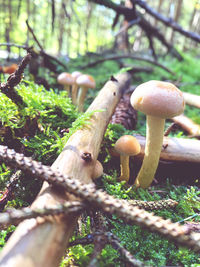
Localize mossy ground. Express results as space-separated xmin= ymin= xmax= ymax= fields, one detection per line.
xmin=0 ymin=52 xmax=200 ymax=266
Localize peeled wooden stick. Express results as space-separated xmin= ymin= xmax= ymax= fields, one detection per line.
xmin=172 ymin=114 xmax=200 ymax=136
xmin=183 ymin=92 xmax=200 ymax=109
xmin=0 ymin=72 xmax=131 ymax=267
xmin=134 ymin=134 xmax=200 ymax=163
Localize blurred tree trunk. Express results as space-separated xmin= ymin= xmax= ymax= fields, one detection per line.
xmin=114 ymin=0 xmax=132 ymax=52
xmin=154 ymin=0 xmax=162 ymax=26
xmin=184 ymin=1 xmax=200 ymax=50
xmin=26 ymin=0 xmax=30 ymax=46
xmin=5 ymin=0 xmax=12 ymax=60
xmin=170 ymin=0 xmax=183 ymax=43
xmin=58 ymin=0 xmax=66 ymax=55
xmin=85 ymin=3 xmax=93 ymax=52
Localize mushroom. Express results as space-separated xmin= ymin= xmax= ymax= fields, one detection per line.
xmin=114 ymin=135 xmax=141 ymax=183
xmin=71 ymin=71 xmax=82 ymax=105
xmin=130 ymin=80 xmax=185 ymax=189
xmin=92 ymin=160 xmax=103 ymax=179
xmin=76 ymin=74 xmax=96 ymax=112
xmin=57 ymin=72 xmax=74 ymax=97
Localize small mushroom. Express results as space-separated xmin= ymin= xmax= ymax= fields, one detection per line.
xmin=71 ymin=71 xmax=82 ymax=105
xmin=57 ymin=72 xmax=74 ymax=97
xmin=130 ymin=80 xmax=185 ymax=189
xmin=92 ymin=160 xmax=103 ymax=179
xmin=76 ymin=74 xmax=96 ymax=112
xmin=114 ymin=135 xmax=141 ymax=183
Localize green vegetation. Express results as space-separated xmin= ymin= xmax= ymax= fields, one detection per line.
xmin=0 ymin=52 xmax=200 ymax=266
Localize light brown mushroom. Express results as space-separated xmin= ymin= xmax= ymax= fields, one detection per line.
xmin=131 ymin=80 xmax=185 ymax=189
xmin=57 ymin=72 xmax=74 ymax=97
xmin=114 ymin=135 xmax=141 ymax=183
xmin=71 ymin=71 xmax=82 ymax=105
xmin=92 ymin=160 xmax=103 ymax=179
xmin=76 ymin=74 xmax=96 ymax=112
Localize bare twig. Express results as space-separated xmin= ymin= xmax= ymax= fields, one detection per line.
xmin=172 ymin=114 xmax=200 ymax=136
xmin=26 ymin=20 xmax=44 ymax=51
xmin=0 ymin=201 xmax=84 ymax=229
xmin=70 ymin=232 xmax=147 ymax=267
xmin=0 ymin=53 xmax=32 ymax=109
xmin=128 ymin=199 xmax=178 ymax=210
xmin=0 ymin=170 xmax=21 ymax=211
xmin=164 ymin=123 xmax=177 ymax=136
xmin=25 ymin=20 xmax=68 ymax=70
xmin=81 ymin=54 xmax=174 ymax=74
xmin=132 ymin=0 xmax=200 ymax=43
xmin=0 ymin=43 xmax=28 ymax=50
xmin=0 ymin=145 xmax=200 ymax=252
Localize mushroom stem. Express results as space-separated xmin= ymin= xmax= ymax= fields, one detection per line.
xmin=120 ymin=155 xmax=130 ymax=182
xmin=77 ymin=87 xmax=88 ymax=112
xmin=72 ymin=84 xmax=79 ymax=105
xmin=64 ymin=85 xmax=71 ymax=97
xmin=134 ymin=115 xmax=165 ymax=189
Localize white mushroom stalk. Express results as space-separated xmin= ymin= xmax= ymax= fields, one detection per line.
xmin=131 ymin=80 xmax=185 ymax=189
xmin=76 ymin=74 xmax=96 ymax=112
xmin=135 ymin=116 xmax=165 ymax=188
xmin=71 ymin=71 xmax=82 ymax=105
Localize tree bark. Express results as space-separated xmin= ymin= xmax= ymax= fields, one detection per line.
xmin=0 ymin=73 xmax=131 ymax=267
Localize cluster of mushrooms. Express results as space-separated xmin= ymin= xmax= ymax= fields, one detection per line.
xmin=114 ymin=80 xmax=185 ymax=189
xmin=57 ymin=71 xmax=95 ymax=112
xmin=58 ymin=74 xmax=185 ymax=189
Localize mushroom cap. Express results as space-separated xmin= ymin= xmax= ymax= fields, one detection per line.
xmin=76 ymin=74 xmax=96 ymax=89
xmin=92 ymin=160 xmax=103 ymax=179
xmin=114 ymin=135 xmax=141 ymax=156
xmin=57 ymin=72 xmax=74 ymax=85
xmin=130 ymin=80 xmax=185 ymax=119
xmin=71 ymin=71 xmax=82 ymax=80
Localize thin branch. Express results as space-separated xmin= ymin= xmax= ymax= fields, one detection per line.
xmin=0 ymin=145 xmax=200 ymax=252
xmin=128 ymin=199 xmax=178 ymax=210
xmin=70 ymin=232 xmax=147 ymax=267
xmin=132 ymin=0 xmax=200 ymax=43
xmin=26 ymin=20 xmax=44 ymax=51
xmin=0 ymin=170 xmax=22 ymax=211
xmin=0 ymin=201 xmax=84 ymax=229
xmin=0 ymin=43 xmax=68 ymax=71
xmin=0 ymin=43 xmax=28 ymax=50
xmin=81 ymin=54 xmax=175 ymax=74
xmin=0 ymin=53 xmax=32 ymax=109
xmin=89 ymin=0 xmax=182 ymax=59
xmin=114 ymin=17 xmax=141 ymax=37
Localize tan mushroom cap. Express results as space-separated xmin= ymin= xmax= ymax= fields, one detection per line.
xmin=76 ymin=74 xmax=96 ymax=89
xmin=114 ymin=135 xmax=141 ymax=156
xmin=130 ymin=80 xmax=185 ymax=119
xmin=71 ymin=71 xmax=82 ymax=80
xmin=57 ymin=72 xmax=74 ymax=85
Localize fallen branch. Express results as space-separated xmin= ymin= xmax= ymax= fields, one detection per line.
xmin=183 ymin=92 xmax=200 ymax=109
xmin=0 ymin=202 xmax=84 ymax=229
xmin=128 ymin=199 xmax=178 ymax=210
xmin=0 ymin=170 xmax=21 ymax=212
xmin=135 ymin=134 xmax=200 ymax=163
xmin=0 ymin=145 xmax=199 ymax=253
xmin=81 ymin=54 xmax=174 ymax=74
xmin=0 ymin=72 xmax=131 ymax=267
xmin=172 ymin=114 xmax=200 ymax=136
xmin=132 ymin=0 xmax=200 ymax=43
xmin=0 ymin=53 xmax=31 ymax=109
xmin=89 ymin=0 xmax=182 ymax=59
